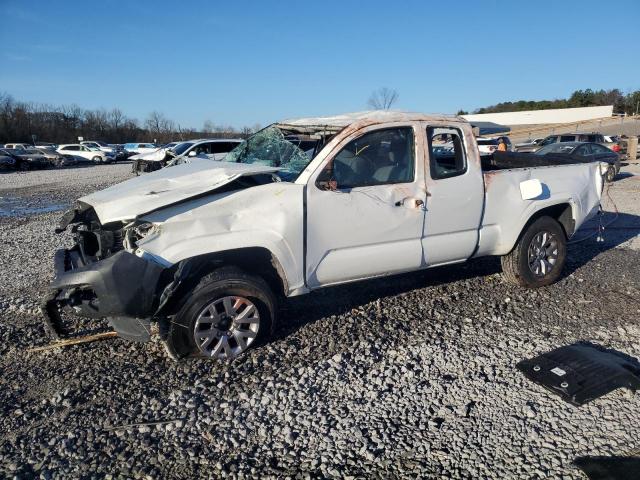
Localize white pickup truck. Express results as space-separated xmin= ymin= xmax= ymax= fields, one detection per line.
xmin=43 ymin=111 xmax=605 ymax=361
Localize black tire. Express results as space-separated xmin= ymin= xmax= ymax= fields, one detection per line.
xmin=92 ymin=156 xmax=101 ymax=163
xmin=501 ymin=216 xmax=567 ymax=288
xmin=605 ymin=165 xmax=615 ymax=183
xmin=164 ymin=266 xmax=276 ymax=361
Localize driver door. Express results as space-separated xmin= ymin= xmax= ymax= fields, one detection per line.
xmin=305 ymin=124 xmax=427 ymax=288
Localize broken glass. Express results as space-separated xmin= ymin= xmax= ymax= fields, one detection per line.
xmin=224 ymin=126 xmax=314 ymax=181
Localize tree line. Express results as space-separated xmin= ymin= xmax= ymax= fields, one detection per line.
xmin=458 ymin=88 xmax=640 ymax=115
xmin=0 ymin=92 xmax=259 ymax=145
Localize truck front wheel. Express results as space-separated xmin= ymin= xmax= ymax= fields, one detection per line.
xmin=164 ymin=267 xmax=276 ymax=361
xmin=501 ymin=216 xmax=567 ymax=288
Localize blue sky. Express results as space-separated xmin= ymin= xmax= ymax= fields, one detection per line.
xmin=1 ymin=0 xmax=638 ymax=129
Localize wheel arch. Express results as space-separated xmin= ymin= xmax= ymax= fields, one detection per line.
xmin=156 ymin=247 xmax=288 ymax=317
xmin=523 ymin=202 xmax=574 ymax=239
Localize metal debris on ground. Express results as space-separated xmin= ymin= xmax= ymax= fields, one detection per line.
xmin=517 ymin=343 xmax=640 ymax=406
xmin=27 ymin=331 xmax=118 ymax=353
xmin=574 ymin=455 xmax=640 ymax=480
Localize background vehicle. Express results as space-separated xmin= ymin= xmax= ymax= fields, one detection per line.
xmin=533 ymin=142 xmax=620 ymax=181
xmin=3 ymin=143 xmax=30 ymax=149
xmin=515 ymin=138 xmax=543 ymax=149
xmin=57 ymin=144 xmax=110 ymax=163
xmin=0 ymin=149 xmax=17 ymax=169
xmin=19 ymin=147 xmax=69 ymax=167
xmin=515 ymin=132 xmax=614 ymax=153
xmin=476 ymin=136 xmax=513 ymax=154
xmin=1 ymin=148 xmax=50 ymax=170
xmin=124 ymin=143 xmax=158 ymax=155
xmin=129 ymin=142 xmax=180 ymax=162
xmin=44 ymin=112 xmax=605 ymax=362
xmin=35 ymin=142 xmax=58 ymax=150
xmin=80 ymin=141 xmax=125 ymax=160
xmin=132 ymin=139 xmax=242 ymax=174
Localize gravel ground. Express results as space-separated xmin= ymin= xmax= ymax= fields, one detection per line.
xmin=1 ymin=163 xmax=639 ymax=479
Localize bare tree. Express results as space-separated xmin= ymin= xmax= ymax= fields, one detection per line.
xmin=145 ymin=111 xmax=175 ymax=143
xmin=202 ymin=120 xmax=214 ymax=134
xmin=109 ymin=108 xmax=124 ymax=131
xmin=367 ymin=87 xmax=399 ymax=110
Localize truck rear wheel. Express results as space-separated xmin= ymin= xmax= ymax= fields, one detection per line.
xmin=164 ymin=266 xmax=276 ymax=361
xmin=501 ymin=216 xmax=566 ymax=288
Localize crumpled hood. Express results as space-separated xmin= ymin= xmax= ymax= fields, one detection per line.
xmin=80 ymin=160 xmax=280 ymax=224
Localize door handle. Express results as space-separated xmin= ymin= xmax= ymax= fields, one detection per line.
xmin=395 ymin=197 xmax=425 ymax=209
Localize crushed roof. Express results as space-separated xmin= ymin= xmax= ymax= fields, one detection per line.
xmin=277 ymin=110 xmax=463 ymax=129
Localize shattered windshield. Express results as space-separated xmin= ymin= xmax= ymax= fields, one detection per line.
xmin=223 ymin=126 xmax=320 ymax=181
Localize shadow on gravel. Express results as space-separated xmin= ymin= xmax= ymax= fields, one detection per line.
xmin=565 ymin=212 xmax=640 ymax=277
xmin=275 ymin=256 xmax=502 ymax=339
xmin=574 ymin=455 xmax=640 ymax=480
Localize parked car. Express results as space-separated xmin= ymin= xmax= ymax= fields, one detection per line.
xmin=533 ymin=142 xmax=620 ymax=182
xmin=515 ymin=138 xmax=543 ymax=149
xmin=0 ymin=149 xmax=17 ymax=169
xmin=57 ymin=144 xmax=110 ymax=163
xmin=3 ymin=143 xmax=30 ymax=150
xmin=132 ymin=139 xmax=242 ymax=174
xmin=129 ymin=142 xmax=181 ymax=162
xmin=43 ymin=111 xmax=606 ymax=361
xmin=35 ymin=142 xmax=58 ymax=150
xmin=124 ymin=143 xmax=158 ymax=155
xmin=476 ymin=136 xmax=513 ymax=154
xmin=18 ymin=147 xmax=68 ymax=167
xmin=516 ymin=132 xmax=612 ymax=153
xmin=78 ymin=141 xmax=122 ymax=160
xmin=1 ymin=148 xmax=50 ymax=169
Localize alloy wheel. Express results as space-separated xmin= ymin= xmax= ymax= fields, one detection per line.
xmin=193 ymin=296 xmax=260 ymax=359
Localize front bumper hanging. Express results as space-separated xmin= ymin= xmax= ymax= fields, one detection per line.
xmin=41 ymin=248 xmax=166 ymax=341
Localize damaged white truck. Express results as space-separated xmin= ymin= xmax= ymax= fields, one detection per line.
xmin=43 ymin=112 xmax=605 ymax=360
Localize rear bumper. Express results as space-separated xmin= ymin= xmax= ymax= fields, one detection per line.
xmin=41 ymin=248 xmax=165 ymax=340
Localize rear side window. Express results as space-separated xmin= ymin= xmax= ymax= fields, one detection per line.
xmin=427 ymin=127 xmax=467 ymax=180
xmin=209 ymin=142 xmax=237 ymax=154
xmin=591 ymin=144 xmax=610 ymax=154
xmin=575 ymin=144 xmax=592 ymax=156
xmin=560 ymin=135 xmax=576 ymax=142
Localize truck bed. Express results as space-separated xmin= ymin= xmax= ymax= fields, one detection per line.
xmin=474 ymin=161 xmax=603 ymax=258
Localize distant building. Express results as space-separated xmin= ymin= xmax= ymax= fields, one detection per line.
xmin=462 ymin=105 xmax=613 ymax=126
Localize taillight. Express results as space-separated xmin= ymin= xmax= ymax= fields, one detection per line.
xmin=612 ymin=144 xmax=621 ymax=152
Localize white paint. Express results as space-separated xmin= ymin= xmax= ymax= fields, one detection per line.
xmin=74 ymin=111 xmax=604 ymax=299
xmin=463 ymin=105 xmax=614 ymax=126
xmin=305 ymin=121 xmax=427 ymax=287
xmin=476 ymin=162 xmax=604 ymax=256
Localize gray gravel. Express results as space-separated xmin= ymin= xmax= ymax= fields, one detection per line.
xmin=1 ymin=163 xmax=640 ymax=478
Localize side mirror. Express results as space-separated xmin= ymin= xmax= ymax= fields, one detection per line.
xmin=188 ymin=150 xmax=197 ymax=157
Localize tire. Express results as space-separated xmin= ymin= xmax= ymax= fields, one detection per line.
xmin=604 ymin=165 xmax=615 ymax=183
xmin=501 ymin=216 xmax=567 ymax=288
xmin=164 ymin=266 xmax=276 ymax=361
xmin=91 ymin=156 xmax=101 ymax=163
